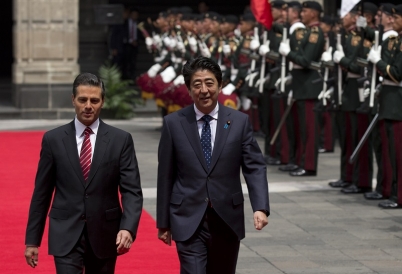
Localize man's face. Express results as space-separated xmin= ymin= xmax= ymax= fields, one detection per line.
xmin=271 ymin=8 xmax=282 ymax=21
xmin=239 ymin=20 xmax=253 ymax=34
xmin=130 ymin=11 xmax=139 ymax=21
xmin=72 ymin=85 xmax=104 ymax=126
xmin=393 ymin=14 xmax=402 ymax=32
xmin=203 ymin=18 xmax=212 ymax=32
xmin=210 ymin=20 xmax=220 ymax=34
xmin=188 ymin=69 xmax=221 ymax=114
xmin=301 ymin=8 xmax=313 ymax=25
xmin=342 ymin=12 xmax=357 ymax=28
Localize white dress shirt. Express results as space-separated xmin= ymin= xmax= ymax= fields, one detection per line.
xmin=75 ymin=118 xmax=99 ymax=160
xmin=194 ymin=103 xmax=219 ymax=154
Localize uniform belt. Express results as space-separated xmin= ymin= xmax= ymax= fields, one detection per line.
xmin=347 ymin=72 xmax=360 ymax=78
xmin=382 ymin=79 xmax=402 ymax=87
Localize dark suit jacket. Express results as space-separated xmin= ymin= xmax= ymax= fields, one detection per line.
xmin=157 ymin=104 xmax=269 ymax=242
xmin=25 ymin=120 xmax=143 ymax=259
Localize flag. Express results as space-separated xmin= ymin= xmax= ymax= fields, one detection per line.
xmin=340 ymin=0 xmax=361 ymax=18
xmin=250 ymin=0 xmax=273 ymax=30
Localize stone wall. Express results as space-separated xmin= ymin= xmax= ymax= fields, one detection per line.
xmin=12 ymin=0 xmax=80 ymax=118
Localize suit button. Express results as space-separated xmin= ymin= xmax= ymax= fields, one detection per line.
xmin=85 ymin=194 xmax=89 ymax=199
xmin=81 ymin=214 xmax=86 ymax=220
xmin=207 ymin=177 xmax=210 ymax=181
xmin=205 ymin=197 xmax=209 ymax=202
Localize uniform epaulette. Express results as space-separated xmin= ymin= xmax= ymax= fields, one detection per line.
xmin=389 ymin=35 xmax=397 ymax=39
xmin=351 ymin=31 xmax=356 ymax=35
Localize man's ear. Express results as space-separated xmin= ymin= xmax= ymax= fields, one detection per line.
xmin=71 ymin=94 xmax=75 ymax=106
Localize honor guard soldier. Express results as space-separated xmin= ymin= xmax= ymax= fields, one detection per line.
xmin=364 ymin=3 xmax=399 ymax=201
xmin=366 ymin=4 xmax=402 ymax=209
xmin=278 ymin=1 xmax=325 ymax=176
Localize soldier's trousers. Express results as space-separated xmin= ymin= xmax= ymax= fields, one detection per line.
xmin=291 ymin=99 xmax=319 ymax=171
xmin=378 ymin=119 xmax=402 ymax=204
xmin=317 ymin=111 xmax=335 ymax=151
xmin=263 ymin=90 xmax=290 ymax=164
xmin=338 ymin=111 xmax=373 ymax=186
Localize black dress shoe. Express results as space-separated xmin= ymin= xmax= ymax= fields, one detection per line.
xmin=329 ymin=179 xmax=350 ymax=188
xmin=289 ymin=168 xmax=317 ymax=176
xmin=378 ymin=200 xmax=402 ymax=209
xmin=364 ymin=191 xmax=384 ymax=200
xmin=265 ymin=156 xmax=281 ymax=165
xmin=279 ymin=164 xmax=298 ymax=172
xmin=341 ymin=185 xmax=371 ymax=194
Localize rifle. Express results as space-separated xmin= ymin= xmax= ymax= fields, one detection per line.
xmin=369 ymin=30 xmax=379 ymax=107
xmin=270 ymin=98 xmax=295 ymax=146
xmin=280 ymin=27 xmax=288 ymax=94
xmin=248 ymin=27 xmax=259 ymax=87
xmin=259 ymin=31 xmax=268 ymax=93
xmin=349 ymin=113 xmax=379 ymax=163
xmin=336 ymin=33 xmax=343 ymax=106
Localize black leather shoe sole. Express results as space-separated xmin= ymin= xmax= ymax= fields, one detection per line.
xmin=279 ymin=164 xmax=298 ymax=172
xmin=364 ymin=191 xmax=384 ymax=200
xmin=341 ymin=185 xmax=371 ymax=194
xmin=328 ymin=180 xmax=350 ymax=188
xmin=378 ymin=200 xmax=402 ymax=209
xmin=289 ymin=168 xmax=317 ymax=176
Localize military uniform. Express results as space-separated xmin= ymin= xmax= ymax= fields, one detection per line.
xmin=280 ymin=2 xmax=325 ymax=176
xmin=371 ymin=7 xmax=402 ymax=207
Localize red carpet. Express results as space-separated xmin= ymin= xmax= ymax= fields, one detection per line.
xmin=0 ymin=131 xmax=179 ymax=273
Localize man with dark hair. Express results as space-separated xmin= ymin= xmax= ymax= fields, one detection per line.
xmin=24 ymin=72 xmax=143 ymax=274
xmin=157 ymin=56 xmax=270 ymax=273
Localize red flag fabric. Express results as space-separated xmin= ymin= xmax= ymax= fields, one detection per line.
xmin=250 ymin=0 xmax=273 ymax=30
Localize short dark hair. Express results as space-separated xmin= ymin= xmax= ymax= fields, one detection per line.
xmin=72 ymin=72 xmax=105 ymax=99
xmin=182 ymin=57 xmax=222 ymax=89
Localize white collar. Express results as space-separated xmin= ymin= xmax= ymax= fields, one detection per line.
xmin=194 ymin=103 xmax=219 ymax=121
xmin=74 ymin=117 xmax=100 ymax=137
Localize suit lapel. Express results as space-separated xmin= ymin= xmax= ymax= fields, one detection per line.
xmin=62 ymin=121 xmax=86 ymax=187
xmin=180 ymin=106 xmax=209 ymax=173
xmin=86 ymin=121 xmax=109 ymax=188
xmin=209 ymin=105 xmax=232 ymax=173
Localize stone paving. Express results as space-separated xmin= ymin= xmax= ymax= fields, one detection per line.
xmin=2 ymin=117 xmax=402 ymax=274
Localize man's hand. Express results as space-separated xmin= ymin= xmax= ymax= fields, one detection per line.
xmin=158 ymin=228 xmax=172 ymax=246
xmin=254 ymin=211 xmax=268 ymax=230
xmin=24 ymin=246 xmax=39 ymax=268
xmin=279 ymin=39 xmax=290 ymax=56
xmin=116 ymin=230 xmax=133 ymax=255
xmin=333 ymin=44 xmax=345 ymax=64
xmin=368 ymin=46 xmax=382 ymax=64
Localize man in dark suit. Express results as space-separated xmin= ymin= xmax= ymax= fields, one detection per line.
xmin=157 ymin=56 xmax=270 ymax=274
xmin=24 ymin=73 xmax=143 ymax=274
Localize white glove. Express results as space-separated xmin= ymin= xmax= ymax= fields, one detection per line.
xmin=173 ymin=75 xmax=185 ymax=85
xmin=153 ymin=35 xmax=162 ymax=49
xmin=234 ymin=28 xmax=241 ymax=38
xmin=176 ymin=41 xmax=185 ymax=52
xmin=222 ymin=83 xmax=236 ymax=95
xmin=250 ymin=37 xmax=260 ymax=51
xmin=147 ymin=63 xmax=162 ymax=78
xmin=163 ymin=36 xmax=171 ymax=47
xmin=200 ymin=46 xmax=211 ymax=58
xmin=333 ymin=44 xmax=345 ymax=64
xmin=223 ymin=44 xmax=231 ymax=57
xmin=321 ymin=46 xmax=333 ymax=62
xmin=241 ymin=96 xmax=252 ymax=111
xmin=145 ymin=37 xmax=153 ymax=47
xmin=279 ymin=39 xmax=290 ymax=56
xmin=363 ymin=88 xmax=370 ymax=98
xmin=160 ymin=66 xmax=176 ymax=83
xmin=368 ymin=45 xmax=382 ymax=64
xmin=259 ymin=42 xmax=270 ymax=56
xmin=169 ymin=38 xmax=177 ymax=49
xmin=356 ymin=16 xmax=367 ymax=29
xmin=188 ymin=36 xmax=198 ymax=52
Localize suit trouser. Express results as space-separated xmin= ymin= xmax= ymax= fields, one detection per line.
xmin=292 ymin=99 xmax=319 ymax=171
xmin=378 ymin=119 xmax=402 ymax=204
xmin=54 ymin=225 xmax=117 ymax=274
xmin=176 ymin=207 xmax=240 ymax=274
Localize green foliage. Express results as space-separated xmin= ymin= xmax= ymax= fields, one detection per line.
xmin=98 ymin=63 xmax=141 ymax=119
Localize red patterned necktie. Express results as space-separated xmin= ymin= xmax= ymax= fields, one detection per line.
xmin=80 ymin=127 xmax=93 ymax=181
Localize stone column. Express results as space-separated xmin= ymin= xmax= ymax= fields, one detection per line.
xmin=13 ymin=0 xmax=80 ymax=118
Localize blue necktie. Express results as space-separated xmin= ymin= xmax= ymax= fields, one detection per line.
xmin=201 ymin=115 xmax=212 ymax=169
